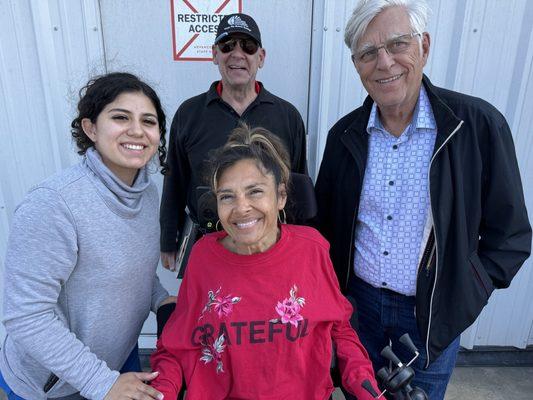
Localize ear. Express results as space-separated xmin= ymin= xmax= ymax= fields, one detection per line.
xmin=212 ymin=45 xmax=219 ymax=65
xmin=421 ymin=32 xmax=431 ymax=65
xmin=258 ymin=48 xmax=266 ymax=69
xmin=81 ymin=118 xmax=97 ymax=143
xmin=277 ymin=182 xmax=287 ymax=210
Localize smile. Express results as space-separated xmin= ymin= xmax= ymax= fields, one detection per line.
xmin=235 ymin=219 xmax=258 ymax=229
xmin=376 ymin=74 xmax=403 ymax=84
xmin=122 ymin=143 xmax=145 ymax=150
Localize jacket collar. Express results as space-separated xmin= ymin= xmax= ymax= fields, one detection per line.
xmin=421 ymin=75 xmax=463 ymax=152
xmin=205 ymin=80 xmax=275 ymax=106
xmin=343 ymin=74 xmax=462 ymax=151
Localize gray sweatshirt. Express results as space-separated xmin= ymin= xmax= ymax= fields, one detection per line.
xmin=1 ymin=148 xmax=169 ymax=399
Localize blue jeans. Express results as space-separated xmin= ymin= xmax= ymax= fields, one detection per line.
xmin=343 ymin=276 xmax=460 ymax=400
xmin=0 ymin=345 xmax=141 ymax=399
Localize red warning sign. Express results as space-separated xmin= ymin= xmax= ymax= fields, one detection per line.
xmin=171 ymin=0 xmax=243 ymax=61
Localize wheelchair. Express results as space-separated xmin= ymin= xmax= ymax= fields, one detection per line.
xmin=156 ymin=173 xmax=427 ymax=399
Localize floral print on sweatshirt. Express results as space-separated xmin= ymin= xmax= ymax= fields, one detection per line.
xmin=270 ymin=285 xmax=306 ymax=327
xmin=199 ymin=287 xmax=241 ymax=320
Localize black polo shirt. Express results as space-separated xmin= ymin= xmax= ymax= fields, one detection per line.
xmin=160 ymin=81 xmax=307 ymax=251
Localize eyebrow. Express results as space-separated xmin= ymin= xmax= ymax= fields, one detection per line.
xmin=108 ymin=108 xmax=157 ymax=118
xmin=216 ymin=182 xmax=267 ymax=194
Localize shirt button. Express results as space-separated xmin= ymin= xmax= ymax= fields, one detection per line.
xmin=388 ymin=181 xmax=395 ymax=186
xmin=387 ymin=215 xmax=393 ymax=220
xmin=392 ymin=145 xmax=398 ymax=150
xmin=382 ymin=282 xmax=388 ymax=287
xmin=383 ymin=251 xmax=389 ymax=256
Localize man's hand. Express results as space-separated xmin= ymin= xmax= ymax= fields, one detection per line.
xmin=160 ymin=252 xmax=177 ymax=271
xmin=104 ymin=371 xmax=163 ymax=400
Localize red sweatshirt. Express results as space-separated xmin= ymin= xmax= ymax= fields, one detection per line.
xmin=151 ymin=225 xmax=378 ymax=399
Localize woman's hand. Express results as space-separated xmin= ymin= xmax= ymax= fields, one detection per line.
xmin=104 ymin=371 xmax=163 ymax=400
xmin=160 ymin=252 xmax=177 ymax=271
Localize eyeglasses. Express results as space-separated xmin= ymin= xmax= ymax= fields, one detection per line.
xmin=217 ymin=38 xmax=259 ymax=55
xmin=353 ymin=32 xmax=421 ymax=64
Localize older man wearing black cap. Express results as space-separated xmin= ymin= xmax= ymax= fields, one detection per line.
xmin=160 ymin=13 xmax=307 ymax=270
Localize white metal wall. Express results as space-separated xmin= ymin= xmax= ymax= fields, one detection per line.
xmin=0 ymin=0 xmax=105 ymax=340
xmin=1 ymin=0 xmax=532 ymax=350
xmin=308 ymin=0 xmax=533 ymax=348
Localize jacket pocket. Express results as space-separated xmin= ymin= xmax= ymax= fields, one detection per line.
xmin=468 ymin=251 xmax=494 ymax=298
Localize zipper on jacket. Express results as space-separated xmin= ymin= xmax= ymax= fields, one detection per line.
xmin=425 ymin=243 xmax=436 ymax=277
xmin=418 ymin=230 xmax=435 ymax=277
xmin=421 ymin=120 xmax=463 ymax=368
xmin=346 ymin=209 xmax=358 ymax=290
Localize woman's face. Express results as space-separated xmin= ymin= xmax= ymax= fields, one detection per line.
xmin=81 ymin=91 xmax=160 ymax=185
xmin=216 ymin=159 xmax=287 ymax=255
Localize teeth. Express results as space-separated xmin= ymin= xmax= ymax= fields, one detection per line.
xmin=236 ymin=219 xmax=258 ymax=228
xmin=377 ymin=74 xmax=402 ymax=84
xmin=123 ymin=144 xmax=144 ymax=150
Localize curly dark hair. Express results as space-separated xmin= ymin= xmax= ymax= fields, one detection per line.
xmin=70 ymin=72 xmax=168 ymax=174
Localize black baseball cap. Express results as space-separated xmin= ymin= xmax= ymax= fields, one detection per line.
xmin=214 ymin=13 xmax=262 ymax=47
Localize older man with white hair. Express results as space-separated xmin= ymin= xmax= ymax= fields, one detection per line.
xmin=315 ymin=0 xmax=531 ymax=398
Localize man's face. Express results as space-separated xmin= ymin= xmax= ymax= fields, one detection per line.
xmin=212 ymin=34 xmax=266 ymax=90
xmin=354 ymin=7 xmax=430 ymax=115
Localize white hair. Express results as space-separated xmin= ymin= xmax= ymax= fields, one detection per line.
xmin=344 ymin=0 xmax=430 ymax=54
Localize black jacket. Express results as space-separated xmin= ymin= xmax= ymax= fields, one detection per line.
xmin=160 ymin=81 xmax=307 ymax=252
xmin=315 ymin=75 xmax=531 ymax=366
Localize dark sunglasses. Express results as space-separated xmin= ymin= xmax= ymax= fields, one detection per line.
xmin=218 ymin=38 xmax=259 ymax=55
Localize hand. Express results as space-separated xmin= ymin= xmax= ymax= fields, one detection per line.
xmin=160 ymin=252 xmax=177 ymax=271
xmin=159 ymin=296 xmax=177 ymax=308
xmin=104 ymin=371 xmax=163 ymax=400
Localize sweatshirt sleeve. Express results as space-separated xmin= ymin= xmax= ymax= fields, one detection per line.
xmin=151 ymin=273 xmax=170 ymax=313
xmin=321 ymin=250 xmax=379 ymax=399
xmin=2 ymin=188 xmax=119 ymax=400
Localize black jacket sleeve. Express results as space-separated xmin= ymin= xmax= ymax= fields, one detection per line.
xmin=314 ymin=134 xmax=335 ymax=241
xmin=478 ymin=118 xmax=531 ymax=288
xmin=160 ymin=108 xmax=190 ymax=252
xmin=290 ymin=111 xmax=308 ymax=175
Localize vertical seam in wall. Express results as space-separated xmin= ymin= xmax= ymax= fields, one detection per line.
xmin=505 ymin=1 xmax=533 ymax=125
xmin=97 ymin=0 xmax=108 ymax=72
xmin=305 ymin=0 xmax=315 ymax=167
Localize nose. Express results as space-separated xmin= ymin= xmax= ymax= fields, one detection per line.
xmin=128 ymin=119 xmax=144 ymax=137
xmin=376 ymin=46 xmax=394 ymax=70
xmin=229 ymin=42 xmax=246 ymax=58
xmin=234 ymin=194 xmax=251 ymax=213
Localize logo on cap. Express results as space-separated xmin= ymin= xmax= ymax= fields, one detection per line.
xmin=227 ymin=15 xmax=250 ymax=31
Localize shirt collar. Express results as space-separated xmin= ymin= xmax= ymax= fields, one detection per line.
xmin=366 ymin=84 xmax=436 ymax=135
xmin=206 ymin=81 xmax=273 ymax=106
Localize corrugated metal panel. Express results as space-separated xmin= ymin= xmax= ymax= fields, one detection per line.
xmin=309 ymin=0 xmax=533 ymax=348
xmin=0 ymin=0 xmax=104 ymax=340
xmin=97 ymin=0 xmax=314 ymax=348
xmin=1 ymin=0 xmax=532 ymax=350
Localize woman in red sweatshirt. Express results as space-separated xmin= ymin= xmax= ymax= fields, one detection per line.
xmin=151 ymin=124 xmax=378 ymax=399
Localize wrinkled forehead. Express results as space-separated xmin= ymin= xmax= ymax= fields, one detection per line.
xmin=358 ymin=6 xmax=413 ymax=47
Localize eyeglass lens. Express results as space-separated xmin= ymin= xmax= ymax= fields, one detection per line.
xmin=356 ymin=33 xmax=418 ymax=63
xmin=219 ymin=39 xmax=259 ymax=55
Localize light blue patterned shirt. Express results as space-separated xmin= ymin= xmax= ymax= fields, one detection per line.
xmin=354 ymin=86 xmax=437 ymax=296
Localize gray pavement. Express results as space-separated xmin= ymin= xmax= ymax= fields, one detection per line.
xmin=332 ymin=366 xmax=533 ymax=399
